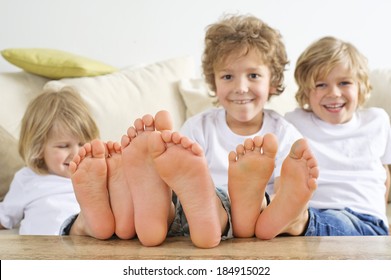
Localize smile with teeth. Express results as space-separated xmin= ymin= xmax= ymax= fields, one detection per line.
xmin=231 ymin=99 xmax=253 ymax=104
xmin=324 ymin=103 xmax=345 ymax=110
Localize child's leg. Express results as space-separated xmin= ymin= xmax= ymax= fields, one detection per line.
xmin=255 ymin=138 xmax=319 ymax=239
xmin=69 ymin=139 xmax=115 ymax=239
xmin=149 ymin=130 xmax=228 ymax=248
xmin=105 ymin=141 xmax=135 ymax=239
xmin=121 ymin=110 xmax=175 ymax=246
xmin=228 ymin=134 xmax=278 ymax=237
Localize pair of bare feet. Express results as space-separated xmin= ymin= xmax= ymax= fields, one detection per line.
xmin=228 ymin=134 xmax=319 ymax=239
xmin=68 ymin=110 xmax=319 ymax=248
xmin=69 ymin=111 xmax=226 ymax=248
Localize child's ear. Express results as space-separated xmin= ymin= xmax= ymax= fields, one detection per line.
xmin=269 ymin=85 xmax=278 ymax=96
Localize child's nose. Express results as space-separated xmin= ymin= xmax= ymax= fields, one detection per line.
xmin=328 ymin=85 xmax=342 ymax=97
xmin=234 ymin=79 xmax=249 ymax=94
xmin=69 ymin=145 xmax=80 ymax=159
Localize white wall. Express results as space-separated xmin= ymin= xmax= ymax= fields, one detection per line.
xmin=1 ymin=0 xmax=391 ymax=78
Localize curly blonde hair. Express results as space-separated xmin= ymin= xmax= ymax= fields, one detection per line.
xmin=294 ymin=36 xmax=372 ymax=110
xmin=18 ymin=86 xmax=100 ymax=174
xmin=202 ymin=14 xmax=289 ymax=98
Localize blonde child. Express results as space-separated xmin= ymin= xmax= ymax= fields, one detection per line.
xmin=180 ymin=14 xmax=304 ymax=238
xmin=248 ymin=36 xmax=390 ymax=239
xmin=0 ymin=87 xmax=99 ymax=235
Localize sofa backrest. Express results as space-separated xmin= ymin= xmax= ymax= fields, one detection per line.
xmin=44 ymin=56 xmax=195 ymax=142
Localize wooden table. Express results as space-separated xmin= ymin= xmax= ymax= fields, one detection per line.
xmin=1 ymin=235 xmax=391 ymax=260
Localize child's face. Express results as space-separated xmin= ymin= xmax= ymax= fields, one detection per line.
xmin=214 ymin=49 xmax=276 ymax=134
xmin=42 ymin=126 xmax=83 ymax=178
xmin=309 ymin=63 xmax=359 ymax=124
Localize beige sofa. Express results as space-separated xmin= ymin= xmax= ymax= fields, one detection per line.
xmin=0 ymin=56 xmax=390 ymax=234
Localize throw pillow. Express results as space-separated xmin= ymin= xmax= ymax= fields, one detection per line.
xmin=0 ymin=125 xmax=24 ymax=201
xmin=1 ymin=48 xmax=118 ymax=79
xmin=178 ymin=78 xmax=216 ymax=119
xmin=367 ymin=69 xmax=391 ymax=119
xmin=0 ymin=71 xmax=49 ymax=140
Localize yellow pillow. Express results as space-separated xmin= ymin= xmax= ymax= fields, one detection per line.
xmin=1 ymin=48 xmax=118 ymax=79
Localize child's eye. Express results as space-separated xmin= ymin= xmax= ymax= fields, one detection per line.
xmin=57 ymin=145 xmax=68 ymax=149
xmin=340 ymin=81 xmax=352 ymax=86
xmin=315 ymin=83 xmax=327 ymax=88
xmin=78 ymin=143 xmax=85 ymax=147
xmin=249 ymin=73 xmax=260 ymax=79
xmin=222 ymin=74 xmax=232 ymax=80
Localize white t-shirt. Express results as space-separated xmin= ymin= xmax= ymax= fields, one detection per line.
xmin=285 ymin=108 xmax=391 ymax=225
xmin=0 ymin=167 xmax=80 ymax=235
xmin=180 ymin=108 xmax=302 ymax=194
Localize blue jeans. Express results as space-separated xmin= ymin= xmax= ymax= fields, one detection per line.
xmin=60 ymin=189 xmax=233 ymax=239
xmin=305 ymin=207 xmax=389 ymax=236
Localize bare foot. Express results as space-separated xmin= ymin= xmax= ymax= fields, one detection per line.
xmin=255 ymin=138 xmax=319 ymax=239
xmin=121 ymin=110 xmax=174 ymax=246
xmin=149 ymin=130 xmax=227 ymax=248
xmin=69 ymin=139 xmax=114 ymax=239
xmin=105 ymin=141 xmax=135 ymax=239
xmin=228 ymin=134 xmax=278 ymax=237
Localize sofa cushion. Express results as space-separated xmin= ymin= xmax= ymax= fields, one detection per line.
xmin=0 ymin=72 xmax=49 ymax=139
xmin=44 ymin=56 xmax=195 ymax=141
xmin=1 ymin=48 xmax=118 ymax=79
xmin=367 ymin=69 xmax=391 ymax=119
xmin=179 ymin=78 xmax=216 ymax=118
xmin=0 ymin=125 xmax=24 ymax=201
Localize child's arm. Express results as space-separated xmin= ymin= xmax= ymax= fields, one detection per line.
xmin=385 ymin=165 xmax=390 ymax=204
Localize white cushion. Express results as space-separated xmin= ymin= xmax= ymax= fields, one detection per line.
xmin=179 ymin=78 xmax=216 ymax=118
xmin=0 ymin=125 xmax=24 ymax=201
xmin=0 ymin=72 xmax=49 ymax=139
xmin=367 ymin=69 xmax=391 ymax=119
xmin=44 ymin=56 xmax=195 ymax=141
xmin=264 ymin=75 xmax=298 ymax=115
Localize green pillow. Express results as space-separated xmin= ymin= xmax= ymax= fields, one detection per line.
xmin=1 ymin=48 xmax=118 ymax=79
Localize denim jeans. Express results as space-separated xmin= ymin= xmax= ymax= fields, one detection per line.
xmin=60 ymin=189 xmax=233 ymax=239
xmin=305 ymin=207 xmax=389 ymax=236
xmin=168 ymin=188 xmax=233 ymax=240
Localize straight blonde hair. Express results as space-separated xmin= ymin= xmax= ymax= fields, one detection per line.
xmin=18 ymin=86 xmax=100 ymax=174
